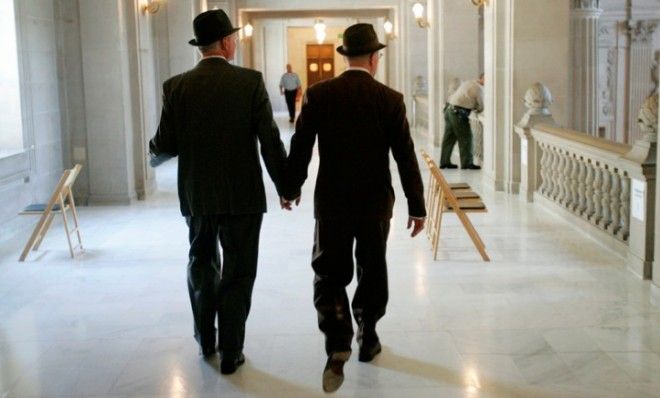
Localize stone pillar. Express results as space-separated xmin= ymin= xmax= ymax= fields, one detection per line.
xmin=623 ymin=92 xmax=657 ymax=280
xmin=571 ymin=0 xmax=602 ymax=136
xmin=78 ymin=0 xmax=149 ymax=204
xmin=655 ymin=65 xmax=660 ymax=286
xmin=482 ymin=0 xmax=570 ymax=193
xmin=426 ymin=0 xmax=444 ymax=150
xmin=627 ymin=20 xmax=657 ymax=143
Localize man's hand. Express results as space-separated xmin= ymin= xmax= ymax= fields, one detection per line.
xmin=280 ymin=196 xmax=301 ymax=211
xmin=407 ymin=217 xmax=425 ymax=237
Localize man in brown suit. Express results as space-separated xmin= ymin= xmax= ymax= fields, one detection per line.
xmin=149 ymin=10 xmax=288 ymax=375
xmin=284 ymin=23 xmax=427 ymax=393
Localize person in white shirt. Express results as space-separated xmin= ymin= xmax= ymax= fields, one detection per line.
xmin=439 ymin=74 xmax=484 ymax=170
xmin=279 ymin=64 xmax=302 ymax=123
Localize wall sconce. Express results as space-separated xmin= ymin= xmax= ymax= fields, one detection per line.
xmin=243 ymin=22 xmax=253 ymax=39
xmin=314 ymin=19 xmax=327 ymax=44
xmin=383 ymin=19 xmax=394 ymax=38
xmin=412 ymin=2 xmax=428 ymax=28
xmin=471 ymin=0 xmax=488 ymax=6
xmin=141 ymin=0 xmax=160 ymax=14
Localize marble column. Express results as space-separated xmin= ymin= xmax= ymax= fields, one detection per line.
xmin=482 ymin=0 xmax=570 ymax=193
xmin=426 ymin=0 xmax=444 ymax=150
xmin=627 ymin=20 xmax=657 ymax=143
xmin=655 ymin=64 xmax=660 ymax=286
xmin=571 ymin=0 xmax=602 ymax=136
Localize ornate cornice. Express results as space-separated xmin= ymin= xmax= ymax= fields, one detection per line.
xmin=572 ymin=0 xmax=600 ymax=9
xmin=628 ymin=20 xmax=658 ymax=43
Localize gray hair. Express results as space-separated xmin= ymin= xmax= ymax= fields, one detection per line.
xmin=199 ymin=40 xmax=221 ymax=54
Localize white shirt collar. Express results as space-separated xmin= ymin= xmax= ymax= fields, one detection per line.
xmin=203 ymin=55 xmax=227 ymax=60
xmin=345 ymin=66 xmax=372 ymax=75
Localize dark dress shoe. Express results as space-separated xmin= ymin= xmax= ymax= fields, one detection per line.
xmin=439 ymin=163 xmax=458 ymax=169
xmin=322 ymin=351 xmax=351 ymax=393
xmin=358 ymin=340 xmax=382 ymax=362
xmin=220 ymin=353 xmax=245 ymax=375
xmin=200 ymin=347 xmax=217 ymax=359
xmin=463 ymin=164 xmax=481 ymax=170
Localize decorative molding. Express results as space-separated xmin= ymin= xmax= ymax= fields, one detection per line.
xmin=572 ymin=0 xmax=600 ymax=10
xmin=627 ymin=20 xmax=657 ymax=44
xmin=601 ymin=48 xmax=616 ymax=117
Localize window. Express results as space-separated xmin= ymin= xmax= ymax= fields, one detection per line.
xmin=0 ymin=0 xmax=23 ymax=157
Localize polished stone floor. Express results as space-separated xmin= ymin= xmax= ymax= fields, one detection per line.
xmin=1 ymin=117 xmax=660 ymax=397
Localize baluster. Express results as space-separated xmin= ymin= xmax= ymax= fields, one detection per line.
xmin=591 ymin=164 xmax=603 ymax=225
xmin=618 ymin=175 xmax=630 ymax=241
xmin=549 ymin=147 xmax=559 ymax=199
xmin=583 ymin=161 xmax=595 ymax=220
xmin=539 ymin=144 xmax=549 ymax=195
xmin=561 ymin=151 xmax=570 ymax=205
xmin=608 ymin=170 xmax=621 ymax=236
xmin=552 ymin=149 xmax=563 ymax=202
xmin=600 ymin=167 xmax=611 ymax=229
xmin=577 ymin=159 xmax=587 ymax=215
xmin=569 ymin=155 xmax=579 ymax=210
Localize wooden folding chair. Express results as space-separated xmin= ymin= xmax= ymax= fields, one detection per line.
xmin=19 ymin=164 xmax=84 ymax=261
xmin=420 ymin=151 xmax=490 ymax=262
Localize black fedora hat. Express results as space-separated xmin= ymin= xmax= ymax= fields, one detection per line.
xmin=188 ymin=10 xmax=240 ymax=46
xmin=336 ymin=23 xmax=386 ymax=56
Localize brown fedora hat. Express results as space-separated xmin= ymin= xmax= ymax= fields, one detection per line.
xmin=336 ymin=23 xmax=386 ymax=56
xmin=189 ymin=10 xmax=240 ymax=46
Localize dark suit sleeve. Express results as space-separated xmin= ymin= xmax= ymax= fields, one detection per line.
xmin=284 ymin=89 xmax=317 ymax=200
xmin=149 ymin=81 xmax=178 ymax=159
xmin=252 ymin=73 xmax=288 ymax=196
xmin=389 ymin=94 xmax=427 ymax=218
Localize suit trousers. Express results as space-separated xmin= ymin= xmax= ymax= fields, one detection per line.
xmin=185 ymin=213 xmax=263 ymax=359
xmin=311 ymin=217 xmax=391 ymax=355
xmin=440 ymin=106 xmax=474 ymax=168
xmin=284 ymin=89 xmax=297 ymax=120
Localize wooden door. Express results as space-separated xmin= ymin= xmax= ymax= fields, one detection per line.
xmin=306 ymin=44 xmax=335 ymax=87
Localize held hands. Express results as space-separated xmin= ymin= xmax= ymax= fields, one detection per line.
xmin=280 ymin=196 xmax=301 ymax=211
xmin=407 ymin=217 xmax=425 ymax=238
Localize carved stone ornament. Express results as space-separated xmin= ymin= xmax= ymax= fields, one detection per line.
xmin=638 ymin=92 xmax=658 ymax=140
xmin=524 ymin=82 xmax=553 ymax=115
xmin=628 ymin=20 xmax=657 ymax=43
xmin=572 ymin=0 xmax=600 ymax=10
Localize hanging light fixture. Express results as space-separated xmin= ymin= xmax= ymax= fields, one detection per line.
xmin=141 ymin=0 xmax=160 ymax=14
xmin=314 ymin=19 xmax=327 ymax=44
xmin=243 ymin=22 xmax=254 ymax=39
xmin=412 ymin=2 xmax=428 ymax=28
xmin=471 ymin=0 xmax=488 ymax=7
xmin=383 ymin=19 xmax=393 ymax=36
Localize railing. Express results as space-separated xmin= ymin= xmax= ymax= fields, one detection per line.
xmin=515 ymin=82 xmax=657 ymax=279
xmin=412 ymin=95 xmax=429 ymax=137
xmin=531 ymin=125 xmax=632 ymax=243
xmin=469 ymin=112 xmax=484 ymax=165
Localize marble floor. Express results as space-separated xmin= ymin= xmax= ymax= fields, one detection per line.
xmin=1 ymin=116 xmax=660 ymax=398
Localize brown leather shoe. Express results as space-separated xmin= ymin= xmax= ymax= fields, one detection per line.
xmin=322 ymin=351 xmax=351 ymax=393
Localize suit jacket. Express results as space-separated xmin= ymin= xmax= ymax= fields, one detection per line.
xmin=150 ymin=58 xmax=287 ymax=217
xmin=285 ymin=70 xmax=426 ymax=220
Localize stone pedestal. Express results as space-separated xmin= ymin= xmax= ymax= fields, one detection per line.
xmin=571 ymin=0 xmax=602 ymax=136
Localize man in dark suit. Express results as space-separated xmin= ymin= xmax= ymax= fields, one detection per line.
xmin=283 ymin=23 xmax=427 ymax=393
xmin=149 ymin=10 xmax=288 ymax=375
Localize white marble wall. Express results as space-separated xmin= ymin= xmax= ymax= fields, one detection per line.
xmin=0 ymin=0 xmax=65 ymax=239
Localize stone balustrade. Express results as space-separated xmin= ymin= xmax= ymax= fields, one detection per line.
xmin=469 ymin=112 xmax=485 ymax=165
xmin=515 ymin=82 xmax=657 ymax=280
xmin=412 ymin=95 xmax=429 ymax=137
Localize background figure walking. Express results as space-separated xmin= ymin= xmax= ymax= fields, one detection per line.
xmin=280 ymin=64 xmax=302 ymax=123
xmin=439 ymin=73 xmax=484 ymax=170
